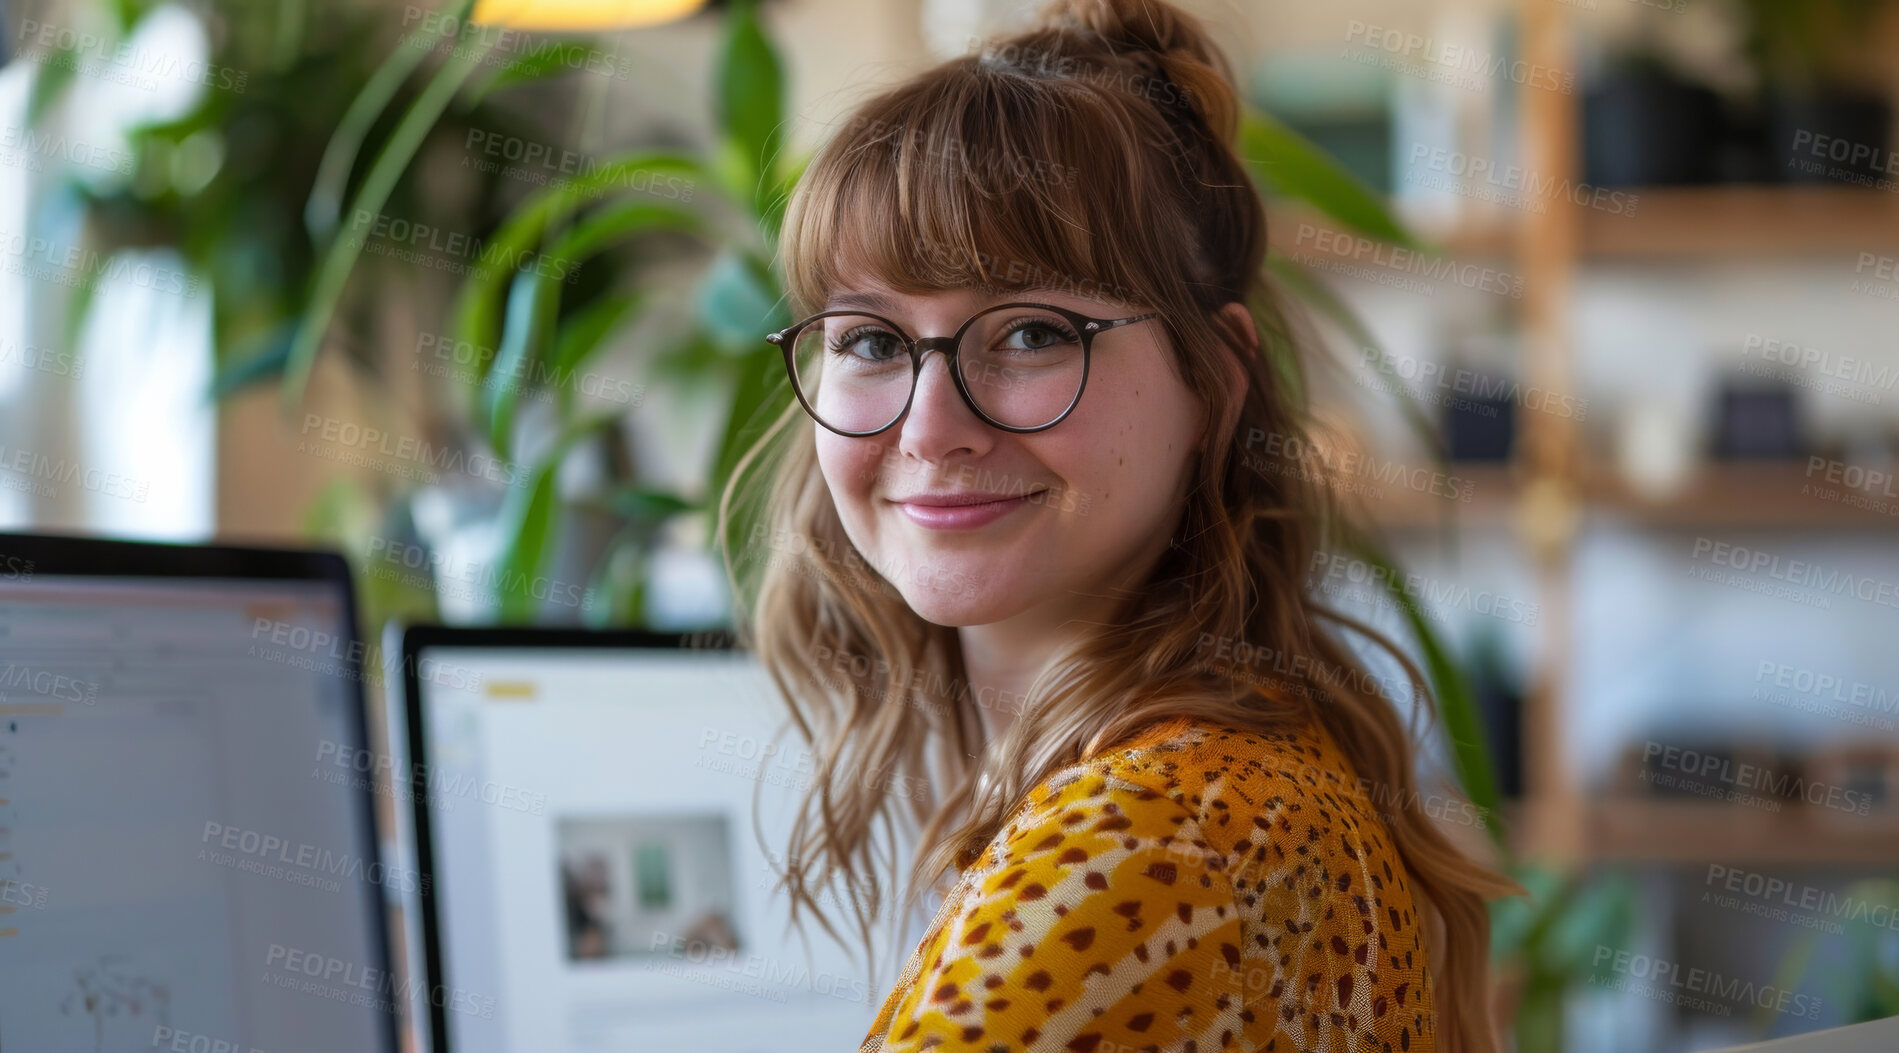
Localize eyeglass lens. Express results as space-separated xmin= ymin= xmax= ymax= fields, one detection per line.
xmin=788 ymin=304 xmax=1087 ymax=433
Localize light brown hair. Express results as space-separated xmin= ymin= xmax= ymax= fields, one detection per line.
xmin=717 ymin=1 xmax=1525 ymax=1049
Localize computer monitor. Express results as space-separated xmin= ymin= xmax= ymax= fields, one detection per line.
xmin=0 ymin=532 xmax=399 ymax=1053
xmin=394 ymin=626 xmax=907 ymax=1053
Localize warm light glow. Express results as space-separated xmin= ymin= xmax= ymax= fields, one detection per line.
xmin=470 ymin=0 xmax=710 ymax=31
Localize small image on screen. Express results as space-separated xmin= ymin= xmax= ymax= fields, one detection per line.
xmin=556 ymin=814 xmax=738 ymax=962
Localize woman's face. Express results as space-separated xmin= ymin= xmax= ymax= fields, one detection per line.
xmin=814 ymin=274 xmax=1207 ymax=628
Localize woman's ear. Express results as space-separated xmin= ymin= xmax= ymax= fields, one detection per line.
xmin=1208 ymin=301 xmax=1256 ymax=444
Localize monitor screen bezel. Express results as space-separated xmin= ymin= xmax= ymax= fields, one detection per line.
xmin=396 ymin=624 xmax=737 ymax=1053
xmin=0 ymin=529 xmax=399 ymax=1053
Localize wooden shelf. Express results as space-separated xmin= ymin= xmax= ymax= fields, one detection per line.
xmin=1581 ymin=186 xmax=1899 ymax=259
xmin=1363 ymin=460 xmax=1899 ymax=531
xmin=1585 ymin=799 xmax=1899 ymax=866
xmin=1273 ymin=186 xmax=1899 ymax=267
xmin=1590 ymin=460 xmax=1899 ymax=529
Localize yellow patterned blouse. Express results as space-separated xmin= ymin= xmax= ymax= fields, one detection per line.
xmin=860 ymin=705 xmax=1438 ymax=1053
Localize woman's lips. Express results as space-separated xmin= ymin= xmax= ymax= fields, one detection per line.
xmin=893 ymin=492 xmax=1039 ymax=529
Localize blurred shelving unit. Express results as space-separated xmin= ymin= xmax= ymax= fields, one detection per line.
xmin=1306 ymin=2 xmax=1899 ymax=870
xmin=1346 ymin=185 xmax=1899 ymax=260
xmin=1585 ymin=800 xmax=1899 ymax=866
xmin=1367 ymin=460 xmax=1899 ymax=530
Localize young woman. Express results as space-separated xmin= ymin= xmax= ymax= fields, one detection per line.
xmin=719 ymin=1 xmax=1523 ymax=1050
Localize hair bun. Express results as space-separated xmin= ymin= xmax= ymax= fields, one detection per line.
xmin=1036 ymin=0 xmax=1238 ymax=142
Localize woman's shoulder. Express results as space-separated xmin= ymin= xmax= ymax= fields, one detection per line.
xmin=1025 ymin=707 xmax=1410 ymax=877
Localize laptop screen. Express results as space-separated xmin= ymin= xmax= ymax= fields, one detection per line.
xmin=400 ymin=635 xmax=907 ymax=1053
xmin=0 ymin=554 xmax=397 ymax=1053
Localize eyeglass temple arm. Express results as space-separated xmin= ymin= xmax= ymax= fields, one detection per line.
xmin=1083 ymin=311 xmax=1160 ymax=333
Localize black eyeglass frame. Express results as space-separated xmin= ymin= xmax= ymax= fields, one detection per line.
xmin=766 ymin=301 xmax=1162 ymax=437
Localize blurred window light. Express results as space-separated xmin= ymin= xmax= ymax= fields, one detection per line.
xmin=470 ymin=0 xmax=711 ymax=31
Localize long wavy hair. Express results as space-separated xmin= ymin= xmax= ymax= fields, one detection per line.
xmin=716 ymin=1 xmax=1525 ymax=1049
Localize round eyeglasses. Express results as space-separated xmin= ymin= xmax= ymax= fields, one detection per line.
xmin=766 ymin=301 xmax=1161 ymax=437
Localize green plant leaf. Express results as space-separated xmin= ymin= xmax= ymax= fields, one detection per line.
xmin=1266 ymin=252 xmax=1443 ymax=461
xmin=304 ymin=0 xmax=474 ymax=240
xmin=703 ymin=343 xmax=790 ymax=549
xmin=484 ymin=266 xmax=560 ymax=455
xmin=463 ymin=37 xmax=603 ymax=106
xmin=25 ymin=43 xmax=80 ymax=126
xmin=715 ymin=0 xmax=786 ymax=214
xmin=1240 ymin=110 xmax=1420 ymax=251
xmin=546 ymin=198 xmax=705 ymax=264
xmin=697 ymin=249 xmax=782 ymax=352
xmin=491 ymin=411 xmax=619 ymax=622
xmin=449 ymin=151 xmax=707 ymax=356
xmin=208 ymin=324 xmax=295 ymax=401
xmin=547 ymin=292 xmax=642 ymax=417
xmin=607 ymin=487 xmax=696 ymax=522
xmin=282 ymin=28 xmax=496 ymax=414
xmin=1344 ymin=536 xmax=1504 ymax=845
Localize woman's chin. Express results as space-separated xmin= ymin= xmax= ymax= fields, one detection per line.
xmin=895 ymin=577 xmax=1018 ymax=628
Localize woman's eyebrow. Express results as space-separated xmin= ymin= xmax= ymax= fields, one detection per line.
xmin=824 ymin=290 xmax=903 ymax=313
xmin=823 ymin=283 xmax=1093 ymax=314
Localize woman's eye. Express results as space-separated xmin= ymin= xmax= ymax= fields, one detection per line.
xmin=831 ymin=328 xmax=903 ymax=360
xmin=1002 ymin=322 xmax=1076 ymax=351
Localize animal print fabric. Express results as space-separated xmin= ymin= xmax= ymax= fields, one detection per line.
xmin=860 ymin=708 xmax=1437 ymax=1052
